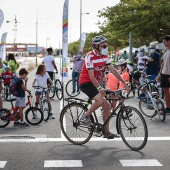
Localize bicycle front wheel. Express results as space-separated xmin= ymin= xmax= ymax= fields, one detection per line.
xmin=118 ymin=106 xmax=148 ymax=151
xmin=41 ymin=99 xmax=50 ymax=121
xmin=60 ymin=102 xmax=93 ymax=145
xmin=55 ymin=79 xmax=63 ymax=100
xmin=139 ymin=99 xmax=156 ymax=118
xmin=65 ymin=79 xmax=81 ymax=97
xmin=0 ymin=109 xmax=10 ymax=128
xmin=156 ymin=99 xmax=166 ymax=122
xmin=25 ymin=107 xmax=43 ymax=125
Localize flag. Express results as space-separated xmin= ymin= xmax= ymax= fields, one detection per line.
xmin=80 ymin=32 xmax=86 ymax=52
xmin=0 ymin=32 xmax=7 ymax=60
xmin=0 ymin=9 xmax=4 ymax=28
xmin=62 ymin=0 xmax=69 ymax=78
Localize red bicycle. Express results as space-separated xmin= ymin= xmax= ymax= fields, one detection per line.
xmin=0 ymin=92 xmax=43 ymax=128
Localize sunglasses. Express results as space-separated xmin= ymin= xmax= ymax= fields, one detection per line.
xmin=99 ymin=45 xmax=108 ymax=49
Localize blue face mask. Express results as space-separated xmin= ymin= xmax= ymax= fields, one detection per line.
xmin=150 ymin=49 xmax=154 ymax=53
xmin=100 ymin=47 xmax=108 ymax=55
xmin=77 ymin=54 xmax=82 ymax=58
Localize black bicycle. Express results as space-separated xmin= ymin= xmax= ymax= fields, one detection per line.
xmin=60 ymin=87 xmax=148 ymax=151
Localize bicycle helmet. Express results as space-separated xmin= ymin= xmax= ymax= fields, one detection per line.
xmin=3 ymin=60 xmax=7 ymax=65
xmin=5 ymin=66 xmax=10 ymax=70
xmin=91 ymin=35 xmax=107 ymax=45
xmin=116 ymin=59 xmax=127 ymax=66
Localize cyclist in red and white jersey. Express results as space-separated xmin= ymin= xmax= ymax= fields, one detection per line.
xmin=79 ymin=35 xmax=128 ymax=139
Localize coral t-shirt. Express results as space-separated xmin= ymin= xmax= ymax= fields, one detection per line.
xmin=105 ymin=73 xmax=119 ymax=91
xmin=119 ymin=71 xmax=130 ymax=89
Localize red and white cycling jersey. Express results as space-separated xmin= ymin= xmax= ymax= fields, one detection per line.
xmin=79 ymin=50 xmax=111 ymax=84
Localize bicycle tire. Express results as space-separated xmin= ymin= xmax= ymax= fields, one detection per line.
xmin=41 ymin=99 xmax=50 ymax=121
xmin=65 ymin=79 xmax=81 ymax=97
xmin=138 ymin=84 xmax=159 ymax=101
xmin=156 ymin=99 xmax=166 ymax=122
xmin=25 ymin=107 xmax=43 ymax=125
xmin=0 ymin=108 xmax=10 ymax=128
xmin=118 ymin=106 xmax=148 ymax=151
xmin=60 ymin=102 xmax=93 ymax=145
xmin=139 ymin=98 xmax=157 ymax=118
xmin=48 ymin=85 xmax=55 ymax=99
xmin=55 ymin=79 xmax=63 ymax=100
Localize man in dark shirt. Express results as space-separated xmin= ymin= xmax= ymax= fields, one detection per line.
xmin=145 ymin=45 xmax=161 ymax=80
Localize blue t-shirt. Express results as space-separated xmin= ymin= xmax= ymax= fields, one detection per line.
xmin=16 ymin=78 xmax=25 ymax=98
xmin=146 ymin=52 xmax=160 ymax=75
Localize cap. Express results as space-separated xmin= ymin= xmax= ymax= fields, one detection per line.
xmin=47 ymin=47 xmax=53 ymax=52
xmin=162 ymin=35 xmax=170 ymax=41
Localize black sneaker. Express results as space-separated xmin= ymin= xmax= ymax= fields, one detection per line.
xmin=103 ymin=132 xmax=120 ymax=139
xmin=71 ymin=90 xmax=75 ymax=94
xmin=19 ymin=122 xmax=29 ymax=127
xmin=13 ymin=121 xmax=19 ymax=126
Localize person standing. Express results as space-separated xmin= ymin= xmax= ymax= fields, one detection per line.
xmin=42 ymin=47 xmax=58 ymax=81
xmin=8 ymin=53 xmax=19 ymax=77
xmin=145 ymin=45 xmax=160 ymax=80
xmin=70 ymin=50 xmax=84 ymax=93
xmin=121 ymin=51 xmax=127 ymax=60
xmin=158 ymin=35 xmax=170 ymax=114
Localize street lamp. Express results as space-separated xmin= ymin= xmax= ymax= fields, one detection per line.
xmin=79 ymin=0 xmax=89 ymax=50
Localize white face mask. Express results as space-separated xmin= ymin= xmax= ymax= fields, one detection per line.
xmin=100 ymin=47 xmax=108 ymax=55
xmin=139 ymin=52 xmax=144 ymax=57
xmin=150 ymin=49 xmax=154 ymax=53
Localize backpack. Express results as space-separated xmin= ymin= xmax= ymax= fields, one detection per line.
xmin=9 ymin=78 xmax=19 ymax=96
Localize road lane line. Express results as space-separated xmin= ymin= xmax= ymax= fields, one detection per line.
xmin=0 ymin=161 xmax=7 ymax=168
xmin=44 ymin=160 xmax=83 ymax=167
xmin=120 ymin=159 xmax=163 ymax=167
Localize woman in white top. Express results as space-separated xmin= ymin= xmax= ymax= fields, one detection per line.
xmin=32 ymin=64 xmax=55 ymax=119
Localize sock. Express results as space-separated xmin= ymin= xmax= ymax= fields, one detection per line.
xmin=20 ymin=121 xmax=24 ymax=124
xmin=50 ymin=110 xmax=53 ymax=114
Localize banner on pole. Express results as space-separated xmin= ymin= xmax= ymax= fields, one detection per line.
xmin=62 ymin=0 xmax=69 ymax=78
xmin=0 ymin=9 xmax=4 ymax=28
xmin=0 ymin=32 xmax=7 ymax=60
xmin=80 ymin=32 xmax=86 ymax=52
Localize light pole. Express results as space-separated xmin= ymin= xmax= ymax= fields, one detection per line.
xmin=35 ymin=1 xmax=38 ymax=66
xmin=129 ymin=10 xmax=134 ymax=62
xmin=79 ymin=0 xmax=89 ymax=50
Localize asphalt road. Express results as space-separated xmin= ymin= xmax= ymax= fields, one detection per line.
xmin=0 ymin=58 xmax=170 ymax=170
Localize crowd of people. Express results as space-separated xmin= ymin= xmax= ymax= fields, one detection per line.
xmin=0 ymin=35 xmax=170 ymax=136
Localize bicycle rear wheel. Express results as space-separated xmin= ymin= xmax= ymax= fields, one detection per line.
xmin=60 ymin=102 xmax=93 ymax=145
xmin=156 ymin=99 xmax=166 ymax=122
xmin=25 ymin=107 xmax=43 ymax=125
xmin=118 ymin=106 xmax=148 ymax=151
xmin=65 ymin=79 xmax=81 ymax=97
xmin=55 ymin=79 xmax=63 ymax=100
xmin=0 ymin=109 xmax=10 ymax=128
xmin=41 ymin=99 xmax=50 ymax=121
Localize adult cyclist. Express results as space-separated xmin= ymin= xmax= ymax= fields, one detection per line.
xmin=79 ymin=35 xmax=128 ymax=139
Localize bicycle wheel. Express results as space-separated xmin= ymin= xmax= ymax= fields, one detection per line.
xmin=0 ymin=109 xmax=10 ymax=128
xmin=65 ymin=79 xmax=81 ymax=97
xmin=156 ymin=99 xmax=166 ymax=122
xmin=55 ymin=79 xmax=63 ymax=100
xmin=60 ymin=102 xmax=93 ymax=145
xmin=41 ymin=99 xmax=50 ymax=121
xmin=48 ymin=85 xmax=55 ymax=99
xmin=139 ymin=98 xmax=156 ymax=118
xmin=25 ymin=107 xmax=43 ymax=125
xmin=118 ymin=106 xmax=148 ymax=151
xmin=127 ymin=84 xmax=135 ymax=98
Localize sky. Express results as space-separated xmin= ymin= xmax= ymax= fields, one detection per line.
xmin=0 ymin=0 xmax=120 ymax=48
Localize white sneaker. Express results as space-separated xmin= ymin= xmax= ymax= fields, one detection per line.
xmin=33 ymin=112 xmax=38 ymax=119
xmin=50 ymin=113 xmax=55 ymax=119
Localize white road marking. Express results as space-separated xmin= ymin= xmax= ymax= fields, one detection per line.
xmin=120 ymin=159 xmax=163 ymax=167
xmin=44 ymin=160 xmax=83 ymax=167
xmin=1 ymin=136 xmax=170 ymax=142
xmin=0 ymin=161 xmax=7 ymax=168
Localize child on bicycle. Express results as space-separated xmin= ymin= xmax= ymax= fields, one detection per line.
xmin=14 ymin=68 xmax=30 ymax=127
xmin=32 ymin=64 xmax=55 ymax=119
xmin=1 ymin=66 xmax=13 ymax=86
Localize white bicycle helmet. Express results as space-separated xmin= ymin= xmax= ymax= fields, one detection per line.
xmin=91 ymin=35 xmax=107 ymax=45
xmin=116 ymin=59 xmax=127 ymax=66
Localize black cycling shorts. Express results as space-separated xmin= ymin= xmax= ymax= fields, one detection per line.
xmin=80 ymin=82 xmax=99 ymax=99
xmin=161 ymin=74 xmax=170 ymax=88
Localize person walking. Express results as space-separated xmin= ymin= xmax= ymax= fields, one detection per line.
xmin=70 ymin=50 xmax=84 ymax=93
xmin=158 ymin=35 xmax=170 ymax=114
xmin=42 ymin=47 xmax=58 ymax=81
